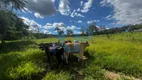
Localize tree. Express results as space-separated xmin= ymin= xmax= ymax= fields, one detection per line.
xmin=0 ymin=11 xmax=29 ymax=41
xmin=1 ymin=0 xmax=27 ymax=44
xmin=99 ymin=26 xmax=106 ymax=31
xmin=0 ymin=11 xmax=11 ymax=43
xmin=88 ymin=24 xmax=98 ymax=35
xmin=67 ymin=29 xmax=74 ymax=36
xmin=55 ymin=27 xmax=64 ymax=36
xmin=80 ymin=26 xmax=86 ymax=36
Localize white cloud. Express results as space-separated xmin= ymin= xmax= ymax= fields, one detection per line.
xmin=74 ymin=30 xmax=81 ymax=34
xmin=53 ymin=22 xmax=66 ymax=28
xmin=87 ymin=20 xmax=100 ymax=25
xmin=77 ymin=13 xmax=84 ymax=17
xmin=81 ymin=0 xmax=93 ymax=13
xmin=67 ymin=25 xmax=75 ymax=30
xmin=71 ymin=10 xmax=84 ymax=17
xmin=77 ymin=8 xmax=81 ymax=12
xmin=80 ymin=1 xmax=84 ymax=6
xmin=22 ymin=8 xmax=32 ymax=13
xmin=42 ymin=22 xmax=67 ymax=34
xmin=34 ymin=13 xmax=44 ymax=18
xmin=44 ymin=23 xmax=54 ymax=29
xmin=26 ymin=0 xmax=56 ymax=16
xmin=20 ymin=17 xmax=82 ymax=34
xmin=71 ymin=10 xmax=76 ymax=17
xmin=42 ymin=29 xmax=52 ymax=34
xmin=66 ymin=25 xmax=81 ymax=34
xmin=101 ymin=0 xmax=142 ymax=25
xmin=78 ymin=20 xmax=83 ymax=23
xmin=59 ymin=0 xmax=71 ymax=15
xmin=43 ymin=22 xmax=66 ymax=33
xmin=21 ymin=17 xmax=83 ymax=34
xmin=20 ymin=17 xmax=41 ymax=33
xmin=105 ymin=15 xmax=112 ymax=20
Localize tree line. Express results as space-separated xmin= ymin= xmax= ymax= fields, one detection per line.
xmin=93 ymin=24 xmax=142 ymax=35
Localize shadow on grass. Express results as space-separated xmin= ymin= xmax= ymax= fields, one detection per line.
xmin=0 ymin=41 xmax=37 ymax=53
xmin=0 ymin=42 xmax=95 ymax=80
xmin=30 ymin=54 xmax=82 ymax=80
xmin=0 ymin=53 xmax=23 ymax=80
xmin=31 ymin=50 xmax=95 ymax=80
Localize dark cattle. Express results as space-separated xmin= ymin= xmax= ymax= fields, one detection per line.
xmin=39 ymin=43 xmax=64 ymax=68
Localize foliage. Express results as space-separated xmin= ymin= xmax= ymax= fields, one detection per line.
xmin=0 ymin=11 xmax=11 ymax=35
xmin=0 ymin=0 xmax=27 ymax=44
xmin=0 ymin=11 xmax=29 ymax=41
xmin=1 ymin=0 xmax=27 ymax=11
xmin=95 ymin=24 xmax=142 ymax=35
xmin=42 ymin=71 xmax=70 ymax=80
xmin=89 ymin=24 xmax=98 ymax=34
xmin=55 ymin=27 xmax=64 ymax=36
xmin=66 ymin=29 xmax=74 ymax=36
xmin=0 ymin=32 xmax=142 ymax=80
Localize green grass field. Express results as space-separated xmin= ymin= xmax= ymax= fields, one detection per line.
xmin=0 ymin=32 xmax=142 ymax=80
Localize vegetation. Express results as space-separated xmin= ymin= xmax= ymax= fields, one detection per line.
xmin=0 ymin=11 xmax=29 ymax=43
xmin=95 ymin=24 xmax=142 ymax=35
xmin=0 ymin=0 xmax=27 ymax=44
xmin=0 ymin=32 xmax=142 ymax=80
xmin=87 ymin=32 xmax=142 ymax=78
xmin=0 ymin=1 xmax=142 ymax=79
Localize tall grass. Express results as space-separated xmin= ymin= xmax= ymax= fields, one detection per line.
xmin=87 ymin=32 xmax=142 ymax=78
xmin=0 ymin=32 xmax=142 ymax=79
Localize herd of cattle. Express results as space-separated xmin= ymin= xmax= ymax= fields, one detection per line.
xmin=39 ymin=40 xmax=89 ymax=68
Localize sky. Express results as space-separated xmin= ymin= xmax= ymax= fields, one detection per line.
xmin=15 ymin=0 xmax=142 ymax=34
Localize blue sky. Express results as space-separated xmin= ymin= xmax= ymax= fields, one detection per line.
xmin=16 ymin=0 xmax=142 ymax=34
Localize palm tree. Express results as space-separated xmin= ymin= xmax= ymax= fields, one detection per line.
xmin=1 ymin=0 xmax=27 ymax=44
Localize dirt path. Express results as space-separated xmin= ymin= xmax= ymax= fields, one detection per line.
xmin=105 ymin=71 xmax=142 ymax=80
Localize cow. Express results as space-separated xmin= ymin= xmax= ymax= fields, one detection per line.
xmin=39 ymin=42 xmax=64 ymax=68
xmin=62 ymin=40 xmax=89 ymax=64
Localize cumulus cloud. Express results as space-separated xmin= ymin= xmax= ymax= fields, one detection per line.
xmin=20 ymin=17 xmax=41 ymax=33
xmin=67 ymin=25 xmax=75 ymax=30
xmin=58 ymin=0 xmax=71 ymax=15
xmin=74 ymin=30 xmax=81 ymax=34
xmin=20 ymin=16 xmax=82 ymax=34
xmin=66 ymin=25 xmax=81 ymax=34
xmin=26 ymin=0 xmax=56 ymax=16
xmin=81 ymin=0 xmax=93 ymax=13
xmin=41 ymin=29 xmax=52 ymax=34
xmin=44 ymin=23 xmax=54 ymax=29
xmin=101 ymin=0 xmax=142 ymax=25
xmin=43 ymin=22 xmax=66 ymax=33
xmin=39 ymin=22 xmax=67 ymax=34
xmin=87 ymin=20 xmax=100 ymax=25
xmin=20 ymin=17 xmax=82 ymax=34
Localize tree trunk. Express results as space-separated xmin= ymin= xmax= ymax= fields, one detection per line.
xmin=1 ymin=5 xmax=13 ymax=44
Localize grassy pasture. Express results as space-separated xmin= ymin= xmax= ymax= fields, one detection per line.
xmin=87 ymin=32 xmax=142 ymax=78
xmin=0 ymin=32 xmax=142 ymax=80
